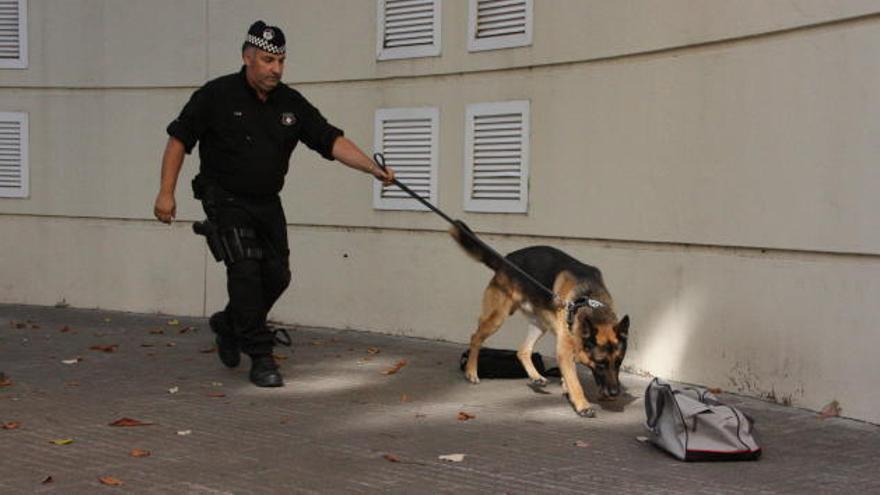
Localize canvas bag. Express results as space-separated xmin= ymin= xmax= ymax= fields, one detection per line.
xmin=644 ymin=378 xmax=762 ymax=461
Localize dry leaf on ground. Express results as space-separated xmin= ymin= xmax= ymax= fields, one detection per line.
xmin=2 ymin=421 xmax=21 ymax=430
xmin=574 ymin=440 xmax=590 ymax=448
xmin=400 ymin=394 xmax=410 ymax=403
xmin=708 ymin=387 xmax=723 ymax=394
xmin=61 ymin=357 xmax=82 ymax=365
xmin=367 ymin=347 xmax=381 ymax=354
xmin=382 ymin=359 xmax=408 ymax=375
xmin=98 ymin=476 xmax=123 ymax=486
xmin=198 ymin=347 xmax=216 ymax=353
xmin=109 ymin=417 xmax=153 ymax=427
xmin=206 ymin=392 xmax=226 ymax=398
xmin=272 ymin=354 xmax=288 ymax=360
xmin=177 ymin=430 xmax=192 ymax=436
xmin=50 ymin=439 xmax=73 ymax=445
xmin=129 ymin=448 xmax=151 ymax=458
xmin=0 ymin=376 xmax=12 ymax=387
xmin=178 ymin=326 xmax=196 ymax=334
xmin=382 ymin=454 xmax=401 ymax=463
xmin=457 ymin=412 xmax=476 ymax=421
xmin=149 ymin=329 xmax=164 ymax=335
xmin=819 ymin=400 xmax=841 ymax=419
xmin=438 ymin=453 xmax=466 ymax=462
xmin=60 ymin=326 xmax=74 ymax=333
xmin=90 ymin=344 xmax=119 ymax=353
xmin=167 ymin=319 xmax=179 ymax=326
xmin=168 ymin=386 xmax=179 ymax=394
xmin=41 ymin=476 xmax=53 ymax=484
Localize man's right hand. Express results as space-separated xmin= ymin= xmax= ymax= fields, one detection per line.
xmin=154 ymin=191 xmax=176 ymax=224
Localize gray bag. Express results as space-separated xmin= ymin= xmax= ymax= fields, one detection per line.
xmin=644 ymin=378 xmax=761 ymax=461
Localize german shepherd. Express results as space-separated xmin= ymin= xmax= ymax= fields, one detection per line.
xmin=450 ymin=222 xmax=630 ymax=418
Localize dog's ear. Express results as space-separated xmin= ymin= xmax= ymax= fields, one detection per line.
xmin=615 ymin=315 xmax=630 ymax=340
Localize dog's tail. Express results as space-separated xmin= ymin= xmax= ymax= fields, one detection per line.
xmin=448 ymin=220 xmax=505 ymax=271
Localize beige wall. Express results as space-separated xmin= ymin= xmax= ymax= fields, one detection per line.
xmin=2 ymin=1 xmax=879 ymax=423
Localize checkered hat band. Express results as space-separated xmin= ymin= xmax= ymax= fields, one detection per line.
xmin=246 ymin=34 xmax=285 ymax=54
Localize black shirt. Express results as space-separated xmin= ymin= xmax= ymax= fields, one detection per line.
xmin=167 ymin=66 xmax=344 ymax=196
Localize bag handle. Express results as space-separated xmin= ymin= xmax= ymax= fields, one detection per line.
xmin=645 ymin=378 xmax=667 ymax=429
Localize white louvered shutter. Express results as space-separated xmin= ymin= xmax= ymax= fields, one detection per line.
xmin=468 ymin=0 xmax=532 ymax=52
xmin=0 ymin=112 xmax=28 ymax=198
xmin=464 ymin=101 xmax=529 ymax=213
xmin=377 ymin=0 xmax=441 ymax=60
xmin=0 ymin=0 xmax=27 ymax=69
xmin=374 ymin=108 xmax=439 ymax=211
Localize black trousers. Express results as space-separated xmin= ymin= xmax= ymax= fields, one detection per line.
xmin=198 ymin=179 xmax=291 ymax=356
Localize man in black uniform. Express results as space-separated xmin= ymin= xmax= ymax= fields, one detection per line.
xmin=153 ymin=20 xmax=395 ymax=387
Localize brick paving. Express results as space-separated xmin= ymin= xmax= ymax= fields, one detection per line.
xmin=1 ymin=304 xmax=878 ymax=494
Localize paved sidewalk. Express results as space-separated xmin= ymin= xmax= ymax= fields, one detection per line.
xmin=1 ymin=304 xmax=878 ymax=494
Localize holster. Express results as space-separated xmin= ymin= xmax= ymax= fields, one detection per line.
xmin=191 ymin=175 xmax=265 ymax=265
xmin=192 ymin=219 xmax=227 ymax=262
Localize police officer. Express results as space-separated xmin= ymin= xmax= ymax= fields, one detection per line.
xmin=153 ymin=20 xmax=395 ymax=387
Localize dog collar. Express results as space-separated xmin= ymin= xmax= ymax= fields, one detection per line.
xmin=566 ymin=297 xmax=605 ymax=327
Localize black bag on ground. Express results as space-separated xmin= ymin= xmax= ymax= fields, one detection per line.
xmin=459 ymin=348 xmax=545 ymax=379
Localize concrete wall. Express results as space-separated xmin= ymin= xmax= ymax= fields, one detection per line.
xmin=1 ymin=1 xmax=878 ymax=423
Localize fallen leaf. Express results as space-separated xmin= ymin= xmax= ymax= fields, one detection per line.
xmin=167 ymin=319 xmax=179 ymax=326
xmin=60 ymin=326 xmax=73 ymax=333
xmin=272 ymin=353 xmax=288 ymax=360
xmin=89 ymin=344 xmax=119 ymax=353
xmin=0 ymin=376 xmax=12 ymax=387
xmin=574 ymin=440 xmax=590 ymax=448
xmin=198 ymin=347 xmax=216 ymax=353
xmin=819 ymin=400 xmax=841 ymax=419
xmin=382 ymin=454 xmax=401 ymax=463
xmin=176 ymin=430 xmax=192 ymax=436
xmin=98 ymin=476 xmax=123 ymax=486
xmin=109 ymin=417 xmax=153 ymax=427
xmin=457 ymin=411 xmax=476 ymax=421
xmin=400 ymin=394 xmax=410 ymax=403
xmin=149 ymin=329 xmax=164 ymax=335
xmin=178 ymin=326 xmax=196 ymax=334
xmin=211 ymin=381 xmax=223 ymax=387
xmin=382 ymin=359 xmax=408 ymax=375
xmin=367 ymin=347 xmax=381 ymax=354
xmin=708 ymin=387 xmax=723 ymax=394
xmin=280 ymin=416 xmax=292 ymax=424
xmin=166 ymin=342 xmax=177 ymax=347
xmin=415 ymin=413 xmax=427 ymax=419
xmin=41 ymin=476 xmax=53 ymax=484
xmin=140 ymin=343 xmax=155 ymax=348
xmin=168 ymin=386 xmax=179 ymax=394
xmin=12 ymin=321 xmax=27 ymax=329
xmin=50 ymin=439 xmax=74 ymax=445
xmin=61 ymin=358 xmax=82 ymax=365
xmin=30 ymin=324 xmax=40 ymax=329
xmin=103 ymin=318 xmax=112 ymax=323
xmin=206 ymin=392 xmax=226 ymax=398
xmin=308 ymin=340 xmax=323 ymax=346
xmin=2 ymin=421 xmax=21 ymax=430
xmin=65 ymin=381 xmax=80 ymax=387
xmin=438 ymin=453 xmax=465 ymax=462
xmin=635 ymin=436 xmax=650 ymax=443
xmin=129 ymin=448 xmax=151 ymax=458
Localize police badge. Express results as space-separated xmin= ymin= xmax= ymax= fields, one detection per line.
xmin=281 ymin=112 xmax=296 ymax=126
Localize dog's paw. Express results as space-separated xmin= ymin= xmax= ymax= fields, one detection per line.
xmin=528 ymin=377 xmax=549 ymax=387
xmin=576 ymin=407 xmax=596 ymax=419
xmin=464 ymin=373 xmax=480 ymax=384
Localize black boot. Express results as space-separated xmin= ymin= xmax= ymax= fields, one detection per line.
xmin=249 ymin=355 xmax=283 ymax=387
xmin=209 ymin=312 xmax=240 ymax=368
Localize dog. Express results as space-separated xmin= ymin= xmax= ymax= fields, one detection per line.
xmin=450 ymin=221 xmax=630 ymax=418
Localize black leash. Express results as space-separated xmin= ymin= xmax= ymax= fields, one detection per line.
xmin=373 ymin=153 xmax=604 ymax=318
